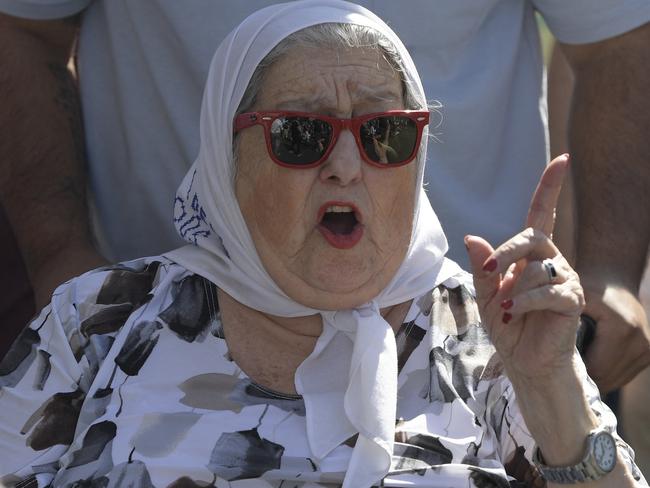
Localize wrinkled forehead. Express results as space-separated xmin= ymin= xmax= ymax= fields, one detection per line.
xmin=215 ymin=2 xmax=423 ymax=119
xmin=255 ymin=45 xmax=404 ymax=112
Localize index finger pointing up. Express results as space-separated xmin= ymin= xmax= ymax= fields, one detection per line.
xmin=525 ymin=154 xmax=570 ymax=236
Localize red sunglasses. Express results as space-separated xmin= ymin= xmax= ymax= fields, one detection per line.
xmin=233 ymin=110 xmax=429 ymax=169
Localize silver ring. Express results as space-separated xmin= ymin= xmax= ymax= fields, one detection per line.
xmin=542 ymin=258 xmax=558 ymax=284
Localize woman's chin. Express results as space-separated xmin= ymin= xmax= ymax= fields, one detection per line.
xmin=282 ymin=268 xmax=391 ymax=310
xmin=259 ymin=239 xmax=407 ymax=310
xmin=287 ymin=286 xmax=377 ymax=311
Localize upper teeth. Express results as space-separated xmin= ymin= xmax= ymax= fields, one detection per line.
xmin=326 ymin=205 xmax=353 ymax=213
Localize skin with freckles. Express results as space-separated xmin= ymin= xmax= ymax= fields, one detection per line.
xmin=235 ymin=46 xmax=417 ymax=311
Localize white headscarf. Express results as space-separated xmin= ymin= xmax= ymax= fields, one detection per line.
xmin=165 ymin=1 xmax=462 ymax=486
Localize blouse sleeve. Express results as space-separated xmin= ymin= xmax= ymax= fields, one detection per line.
xmin=0 ymin=259 xmax=161 ymax=487
xmin=492 ymin=359 xmax=648 ymax=485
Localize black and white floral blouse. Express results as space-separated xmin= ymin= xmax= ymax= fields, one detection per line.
xmin=0 ymin=257 xmax=644 ymax=487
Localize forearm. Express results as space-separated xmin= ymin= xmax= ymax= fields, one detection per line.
xmin=547 ymin=43 xmax=576 ymax=266
xmin=562 ymin=24 xmax=650 ymax=292
xmin=0 ymin=15 xmax=103 ymax=305
xmin=508 ymin=357 xmax=642 ymax=487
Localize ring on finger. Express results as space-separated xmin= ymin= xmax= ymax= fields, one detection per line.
xmin=542 ymin=258 xmax=558 ymax=284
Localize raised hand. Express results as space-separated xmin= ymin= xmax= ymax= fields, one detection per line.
xmin=464 ymin=154 xmax=585 ymax=380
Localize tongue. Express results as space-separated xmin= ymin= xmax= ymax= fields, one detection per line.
xmin=321 ymin=212 xmax=357 ymax=235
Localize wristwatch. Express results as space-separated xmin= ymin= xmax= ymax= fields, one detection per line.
xmin=532 ymin=428 xmax=617 ymax=483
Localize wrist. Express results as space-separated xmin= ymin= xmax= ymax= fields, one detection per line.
xmin=533 ymin=427 xmax=618 ymax=484
xmin=508 ymin=358 xmax=599 ymax=466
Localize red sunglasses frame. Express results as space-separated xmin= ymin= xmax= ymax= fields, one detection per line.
xmin=233 ymin=110 xmax=429 ymax=169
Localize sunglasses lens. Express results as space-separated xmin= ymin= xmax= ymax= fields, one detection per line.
xmin=360 ymin=116 xmax=418 ymax=165
xmin=270 ymin=116 xmax=332 ymax=165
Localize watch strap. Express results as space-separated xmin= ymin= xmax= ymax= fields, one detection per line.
xmin=533 ymin=448 xmax=591 ymax=484
xmin=532 ymin=429 xmax=616 ymax=484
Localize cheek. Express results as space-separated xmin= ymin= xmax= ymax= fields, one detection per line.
xmin=237 ymin=164 xmax=313 ymax=253
xmin=369 ymin=168 xmax=417 ymax=249
xmin=257 ymin=183 xmax=309 ymax=248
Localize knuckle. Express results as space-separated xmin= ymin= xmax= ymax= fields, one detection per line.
xmin=500 ymin=240 xmax=515 ymax=256
xmin=561 ymin=282 xmax=584 ymax=311
xmin=555 ymin=254 xmax=569 ymax=266
xmin=557 ymin=258 xmax=573 ymax=275
xmin=571 ymin=294 xmax=585 ymax=314
xmin=522 ymin=227 xmax=536 ymax=241
xmin=531 ymin=227 xmax=547 ymax=244
xmin=571 ymin=270 xmax=581 ymax=286
xmin=572 ymin=283 xmax=586 ymax=309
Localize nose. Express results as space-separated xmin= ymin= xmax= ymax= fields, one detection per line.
xmin=318 ymin=130 xmax=363 ymax=186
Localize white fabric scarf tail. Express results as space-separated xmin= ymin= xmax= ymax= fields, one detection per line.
xmin=296 ymin=303 xmax=397 ymax=487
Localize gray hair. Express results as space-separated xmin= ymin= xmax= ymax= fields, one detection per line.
xmin=233 ymin=22 xmax=429 ymax=170
xmin=236 ymin=23 xmax=424 ymax=114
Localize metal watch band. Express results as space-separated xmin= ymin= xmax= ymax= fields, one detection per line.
xmin=533 ymin=450 xmax=590 ymax=484
xmin=532 ymin=429 xmax=617 ymax=484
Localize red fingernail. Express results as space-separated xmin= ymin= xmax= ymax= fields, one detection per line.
xmin=502 ymin=312 xmax=512 ymax=324
xmin=482 ymin=258 xmax=497 ymax=273
xmin=501 ymin=299 xmax=513 ymax=310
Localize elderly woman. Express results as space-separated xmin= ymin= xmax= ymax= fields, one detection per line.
xmin=0 ymin=1 xmax=646 ymax=487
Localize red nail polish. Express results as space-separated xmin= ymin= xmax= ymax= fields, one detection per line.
xmin=502 ymin=312 xmax=512 ymax=324
xmin=501 ymin=299 xmax=513 ymax=310
xmin=482 ymin=258 xmax=497 ymax=273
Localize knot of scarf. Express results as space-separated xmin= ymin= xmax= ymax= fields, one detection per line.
xmin=295 ymin=302 xmax=397 ymax=487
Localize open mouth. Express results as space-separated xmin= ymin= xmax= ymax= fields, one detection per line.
xmin=320 ymin=205 xmax=359 ymax=235
xmin=317 ymin=203 xmax=364 ymax=249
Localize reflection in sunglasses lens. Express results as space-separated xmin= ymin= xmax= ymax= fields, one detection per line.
xmin=271 ymin=117 xmax=332 ymax=165
xmin=268 ymin=115 xmax=418 ymax=166
xmin=361 ymin=116 xmax=417 ymax=164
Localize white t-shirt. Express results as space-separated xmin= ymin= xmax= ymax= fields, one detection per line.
xmin=2 ymin=0 xmax=650 ymax=266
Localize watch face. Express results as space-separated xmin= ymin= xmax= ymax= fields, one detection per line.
xmin=593 ymin=431 xmax=617 ymax=472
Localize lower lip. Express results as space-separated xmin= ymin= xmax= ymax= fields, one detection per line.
xmin=317 ymin=223 xmax=364 ymax=249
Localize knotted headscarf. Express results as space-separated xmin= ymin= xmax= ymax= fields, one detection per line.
xmin=165 ymin=1 xmax=462 ymax=486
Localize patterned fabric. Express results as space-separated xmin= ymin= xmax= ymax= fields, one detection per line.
xmin=0 ymin=256 xmax=644 ymax=487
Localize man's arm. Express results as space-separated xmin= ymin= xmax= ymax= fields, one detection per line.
xmin=547 ymin=44 xmax=575 ymax=265
xmin=0 ymin=13 xmax=107 ymax=312
xmin=559 ymin=22 xmax=650 ymax=393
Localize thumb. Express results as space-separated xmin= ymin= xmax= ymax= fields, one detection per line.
xmin=464 ymin=235 xmax=499 ymax=302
